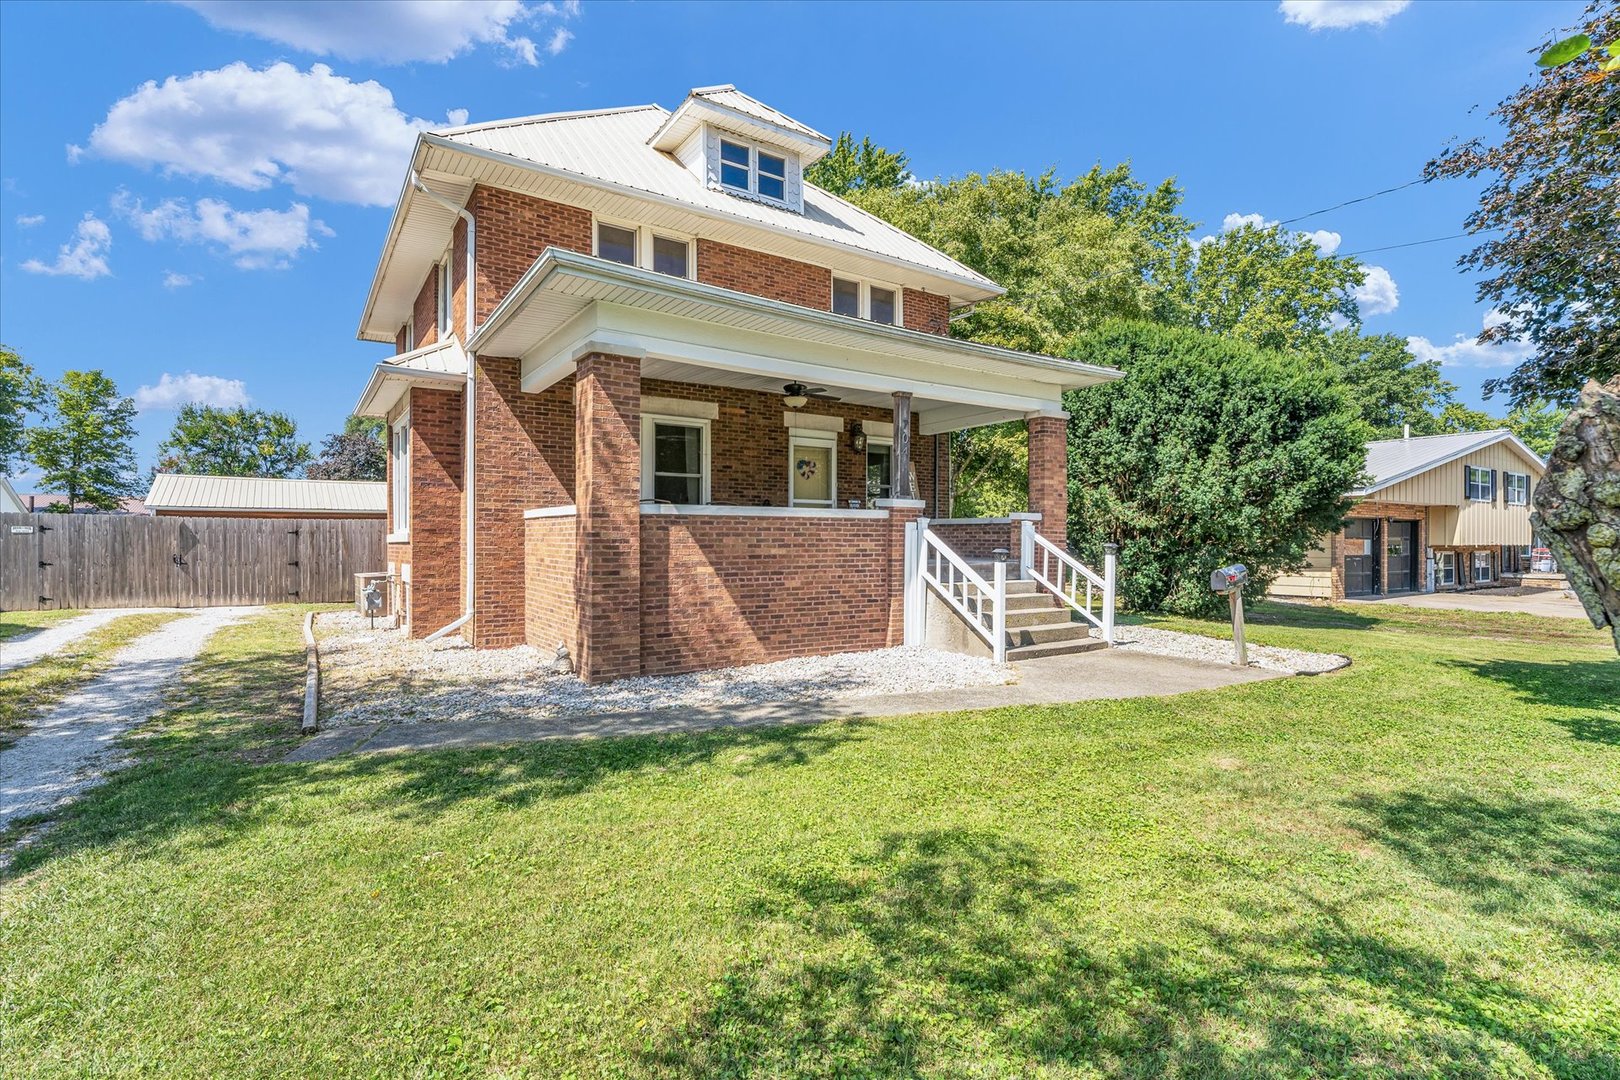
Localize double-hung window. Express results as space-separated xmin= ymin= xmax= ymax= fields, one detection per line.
xmin=1437 ymin=550 xmax=1456 ymax=587
xmin=719 ymin=139 xmax=790 ymax=205
xmin=596 ymin=222 xmax=637 ymax=266
xmin=595 ymin=221 xmax=692 ymax=279
xmin=1465 ymin=466 xmax=1494 ymax=502
xmin=1504 ymin=471 xmax=1530 ymax=506
xmin=1472 ymin=550 xmax=1494 ymax=583
xmin=830 ymin=277 xmax=901 ymax=325
xmin=390 ymin=412 xmax=410 ymax=537
xmin=641 ymin=416 xmax=710 ymax=504
xmin=436 ymin=258 xmax=452 ymax=337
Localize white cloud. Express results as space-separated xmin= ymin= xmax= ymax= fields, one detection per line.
xmin=1353 ymin=264 xmax=1399 ymax=316
xmin=86 ymin=62 xmax=466 ymax=207
xmin=1200 ymin=212 xmax=1341 ymax=254
xmin=1222 ymin=212 xmax=1270 ymax=232
xmin=172 ymin=0 xmax=577 ymax=66
xmin=1303 ymin=228 xmax=1341 ymax=255
xmin=545 ymin=26 xmax=573 ymax=55
xmin=1279 ymin=1 xmax=1410 ymax=31
xmin=114 ymin=191 xmax=332 ymax=269
xmin=1407 ymin=309 xmax=1536 ymax=369
xmin=14 ymin=213 xmax=44 ymax=227
xmin=133 ymin=372 xmax=250 ymax=411
xmin=20 ymin=213 xmax=112 ymax=280
xmin=163 ymin=270 xmax=197 ymax=288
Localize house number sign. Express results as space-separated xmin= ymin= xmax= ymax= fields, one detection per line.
xmin=9 ymin=525 xmax=35 ymax=534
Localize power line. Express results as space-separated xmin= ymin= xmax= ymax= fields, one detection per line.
xmin=1341 ymin=231 xmax=1483 ymax=257
xmin=1277 ymin=178 xmax=1428 ymax=226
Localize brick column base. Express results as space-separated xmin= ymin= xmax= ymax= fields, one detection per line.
xmin=574 ymin=352 xmax=641 ymax=683
xmin=1026 ymin=412 xmax=1069 ymax=548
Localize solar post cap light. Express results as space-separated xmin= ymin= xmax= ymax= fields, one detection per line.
xmin=1209 ymin=564 xmax=1249 ymax=667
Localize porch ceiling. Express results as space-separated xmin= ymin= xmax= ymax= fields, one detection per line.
xmin=469 ymin=248 xmax=1119 ymax=433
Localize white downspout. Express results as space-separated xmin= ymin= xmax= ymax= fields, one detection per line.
xmin=411 ymin=173 xmax=478 ymax=643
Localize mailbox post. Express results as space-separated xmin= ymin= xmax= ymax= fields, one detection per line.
xmin=1209 ymin=564 xmax=1249 ymax=667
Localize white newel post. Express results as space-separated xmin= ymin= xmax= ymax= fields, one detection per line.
xmin=1019 ymin=519 xmax=1035 ymax=581
xmin=1102 ymin=542 xmax=1118 ymax=645
xmin=903 ymin=518 xmax=924 ymax=646
xmin=991 ymin=558 xmax=1008 ymax=664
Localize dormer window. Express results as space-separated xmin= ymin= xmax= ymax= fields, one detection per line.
xmin=718 ymin=137 xmax=790 ymax=206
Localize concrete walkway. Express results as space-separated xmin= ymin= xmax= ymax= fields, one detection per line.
xmin=284 ymin=648 xmax=1282 ymax=763
xmin=0 ymin=610 xmax=169 ymax=674
xmin=0 ymin=606 xmax=260 ymax=831
xmin=1346 ymin=587 xmax=1586 ymax=619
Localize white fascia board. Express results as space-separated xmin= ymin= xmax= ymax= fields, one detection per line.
xmin=417 ymin=134 xmax=1005 ymax=303
xmin=524 ymin=301 xmax=1064 ymax=415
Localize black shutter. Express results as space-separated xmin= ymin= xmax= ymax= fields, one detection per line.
xmin=1463 ymin=464 xmax=1470 ymax=499
xmin=1491 ymin=469 xmax=1498 ymax=504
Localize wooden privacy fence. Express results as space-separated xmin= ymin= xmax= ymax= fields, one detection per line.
xmin=0 ymin=513 xmax=385 ymax=610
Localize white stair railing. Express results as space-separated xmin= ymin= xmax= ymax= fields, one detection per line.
xmin=1021 ymin=521 xmax=1117 ymax=645
xmin=918 ymin=525 xmax=1007 ymax=663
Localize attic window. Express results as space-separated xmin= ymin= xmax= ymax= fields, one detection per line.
xmin=718 ymin=137 xmax=790 ymax=206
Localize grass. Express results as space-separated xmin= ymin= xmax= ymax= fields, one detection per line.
xmin=0 ymin=608 xmax=83 ymax=643
xmin=0 ymin=611 xmax=185 ymax=749
xmin=1 ymin=601 xmax=1616 ymax=1078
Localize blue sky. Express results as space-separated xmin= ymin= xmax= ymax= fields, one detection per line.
xmin=0 ymin=0 xmax=1582 ymax=483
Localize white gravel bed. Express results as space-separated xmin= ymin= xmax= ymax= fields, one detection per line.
xmin=316 ymin=612 xmax=1014 ymax=728
xmin=1090 ymin=624 xmax=1347 ymax=675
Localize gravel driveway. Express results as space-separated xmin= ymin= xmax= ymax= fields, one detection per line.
xmin=0 ymin=606 xmax=260 ymax=833
xmin=0 ymin=610 xmax=168 ymax=674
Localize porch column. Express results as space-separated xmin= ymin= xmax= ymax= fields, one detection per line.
xmin=573 ymin=351 xmax=642 ymax=683
xmin=1026 ymin=410 xmax=1069 ymax=548
xmin=891 ymin=391 xmax=913 ymax=500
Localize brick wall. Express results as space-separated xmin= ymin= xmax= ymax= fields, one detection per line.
xmin=573 ymin=353 xmax=642 ymax=682
xmin=525 ymin=513 xmax=576 ymax=659
xmin=639 ymin=512 xmax=894 ymax=675
xmin=410 ymin=268 xmax=438 ymax=352
xmin=402 ymin=386 xmax=464 ymax=636
xmin=641 ymin=378 xmax=945 ymax=515
xmin=1026 ymin=414 xmax=1069 ymax=547
xmin=696 ymin=238 xmax=832 ymax=309
xmin=927 ymin=519 xmax=1023 ymax=560
xmin=903 ymin=288 xmax=950 ymax=336
xmin=468 ymin=356 xmax=575 ymax=648
xmin=465 ymin=186 xmax=593 ymax=332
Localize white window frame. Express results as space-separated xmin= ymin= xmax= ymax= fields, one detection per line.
xmin=1504 ymin=471 xmax=1530 ymax=506
xmin=1471 ymin=550 xmax=1493 ymax=583
xmin=1437 ymin=550 xmax=1456 ymax=587
xmin=402 ymin=320 xmax=414 ymax=352
xmin=1466 ymin=465 xmax=1494 ymax=503
xmin=436 ymin=256 xmax=452 ymax=337
xmin=864 ymin=436 xmax=894 ymax=504
xmin=717 ymin=137 xmax=792 ymax=208
xmin=829 ymin=275 xmax=904 ymax=326
xmin=640 ymin=414 xmax=711 ymax=505
xmin=389 ymin=410 xmax=411 ymax=539
xmin=592 ymin=218 xmax=695 ymax=279
xmin=788 ymin=430 xmax=838 ymax=508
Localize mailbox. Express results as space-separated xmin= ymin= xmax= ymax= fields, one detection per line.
xmin=1210 ymin=564 xmax=1249 ymax=594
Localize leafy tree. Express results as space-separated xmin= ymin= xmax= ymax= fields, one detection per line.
xmin=950 ymin=423 xmax=1028 ymax=517
xmin=1424 ymin=2 xmax=1619 ymax=405
xmin=1313 ymin=330 xmax=1461 ymax=438
xmin=1183 ymin=222 xmax=1365 ymax=355
xmin=1436 ymin=401 xmax=1502 ymax=435
xmin=26 ymin=370 xmax=142 ymax=511
xmin=1504 ymin=397 xmax=1565 ymax=456
xmin=1 ymin=344 xmax=44 ymax=475
xmin=156 ymin=404 xmax=311 ymax=477
xmin=1063 ymin=322 xmax=1366 ymax=616
xmin=306 ymin=414 xmax=386 ymax=481
xmin=803 ymin=133 xmax=910 ymax=195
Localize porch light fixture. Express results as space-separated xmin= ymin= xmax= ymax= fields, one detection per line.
xmin=784 ymin=390 xmax=809 ymax=409
xmin=849 ymin=421 xmax=866 ymax=452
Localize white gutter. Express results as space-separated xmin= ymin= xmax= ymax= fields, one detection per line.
xmin=409 ymin=172 xmax=479 ymax=643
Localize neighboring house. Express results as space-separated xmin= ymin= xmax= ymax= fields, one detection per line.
xmin=145 ymin=474 xmax=386 ymax=519
xmin=1272 ymin=429 xmax=1546 ymax=600
xmin=0 ymin=477 xmax=24 ymax=514
xmin=18 ymin=492 xmax=148 ymax=514
xmin=352 ymin=84 xmax=1121 ymax=682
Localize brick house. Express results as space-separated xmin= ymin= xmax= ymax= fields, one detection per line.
xmin=354 ymin=86 xmax=1121 ymax=682
xmin=1270 ymin=429 xmax=1547 ymax=600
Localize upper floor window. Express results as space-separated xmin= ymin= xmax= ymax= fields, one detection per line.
xmin=652 ymin=235 xmax=690 ymax=278
xmin=719 ymin=138 xmax=790 ymax=206
xmin=1466 ymin=466 xmax=1495 ymax=502
xmin=436 ymin=258 xmax=452 ymax=336
xmin=595 ymin=220 xmax=693 ymax=279
xmin=831 ymin=277 xmax=902 ymax=326
xmin=1504 ymin=471 xmax=1530 ymax=506
xmin=597 ymin=222 xmax=637 ymax=266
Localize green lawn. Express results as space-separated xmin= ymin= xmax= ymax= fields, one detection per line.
xmin=0 ymin=608 xmax=82 ymax=643
xmin=0 ymin=612 xmax=185 ymax=749
xmin=1 ymin=601 xmax=1616 ymax=1078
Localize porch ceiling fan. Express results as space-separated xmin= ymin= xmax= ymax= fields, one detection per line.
xmin=781 ymin=381 xmax=841 ymax=408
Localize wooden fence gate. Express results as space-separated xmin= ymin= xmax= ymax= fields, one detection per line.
xmin=0 ymin=513 xmax=385 ymax=610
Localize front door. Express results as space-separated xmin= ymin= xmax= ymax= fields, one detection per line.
xmin=789 ymin=435 xmax=835 ymax=507
xmin=1343 ymin=518 xmax=1378 ymax=596
xmin=1386 ymin=521 xmax=1418 ymax=593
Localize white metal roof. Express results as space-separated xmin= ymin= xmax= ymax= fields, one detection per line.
xmin=354 ymin=338 xmax=468 ymax=418
xmin=358 ymin=88 xmax=1005 ymax=341
xmin=145 ymin=474 xmax=387 ymax=514
xmin=648 ymin=84 xmax=832 ymax=161
xmin=1353 ymin=430 xmax=1545 ymax=496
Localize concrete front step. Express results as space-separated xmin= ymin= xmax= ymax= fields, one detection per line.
xmin=1006 ymin=620 xmax=1096 ymax=647
xmin=1006 ymin=637 xmax=1108 ymax=661
xmin=1005 ymin=604 xmax=1070 ymax=628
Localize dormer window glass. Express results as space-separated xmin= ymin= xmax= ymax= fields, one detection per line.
xmin=717 ymin=136 xmax=791 ymax=206
xmin=720 ymin=140 xmax=751 ymax=191
xmin=597 ymin=222 xmax=636 ymax=266
xmin=757 ymin=151 xmax=786 ymax=201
